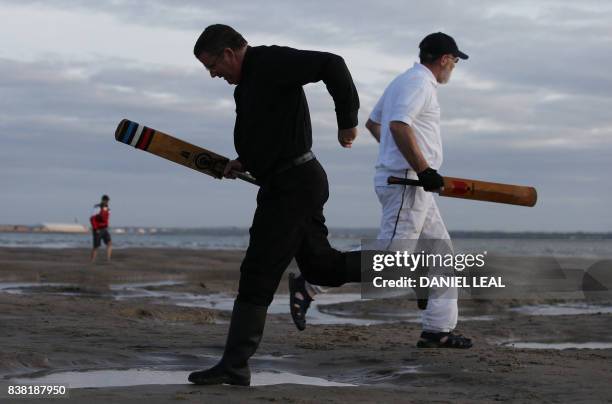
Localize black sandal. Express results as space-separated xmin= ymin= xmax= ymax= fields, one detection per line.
xmin=288 ymin=273 xmax=313 ymax=331
xmin=417 ymin=331 xmax=473 ymax=349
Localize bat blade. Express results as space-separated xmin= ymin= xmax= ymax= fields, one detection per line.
xmin=387 ymin=176 xmax=537 ymax=207
xmin=114 ymin=119 xmax=257 ymax=185
xmin=441 ymin=177 xmax=537 ymax=207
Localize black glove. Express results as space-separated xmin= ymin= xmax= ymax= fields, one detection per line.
xmin=417 ymin=168 xmax=444 ymax=191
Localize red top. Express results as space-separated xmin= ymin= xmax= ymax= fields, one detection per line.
xmin=90 ymin=206 xmax=110 ymax=230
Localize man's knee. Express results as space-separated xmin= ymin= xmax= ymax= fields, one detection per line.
xmin=236 ymin=291 xmax=273 ymax=307
xmin=237 ymin=271 xmax=280 ymax=307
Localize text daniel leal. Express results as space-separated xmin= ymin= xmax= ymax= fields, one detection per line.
xmin=373 ymin=276 xmax=506 ymax=288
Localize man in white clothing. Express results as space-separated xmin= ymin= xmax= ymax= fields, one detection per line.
xmin=289 ymin=32 xmax=472 ymax=348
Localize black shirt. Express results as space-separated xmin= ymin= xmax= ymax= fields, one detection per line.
xmin=233 ymin=45 xmax=359 ymax=180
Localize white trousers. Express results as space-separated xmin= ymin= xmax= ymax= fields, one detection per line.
xmin=375 ymin=181 xmax=458 ymax=333
xmin=304 ymin=174 xmax=459 ymax=332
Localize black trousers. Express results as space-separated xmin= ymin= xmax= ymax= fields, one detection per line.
xmin=237 ymin=159 xmax=361 ymax=307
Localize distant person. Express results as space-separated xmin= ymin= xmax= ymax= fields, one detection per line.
xmin=90 ymin=195 xmax=112 ymax=262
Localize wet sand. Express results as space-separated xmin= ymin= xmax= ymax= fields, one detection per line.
xmin=0 ymin=247 xmax=611 ymax=403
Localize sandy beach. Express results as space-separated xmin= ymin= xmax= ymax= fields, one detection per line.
xmin=0 ymin=247 xmax=611 ymax=403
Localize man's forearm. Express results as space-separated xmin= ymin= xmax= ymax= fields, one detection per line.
xmin=389 ymin=121 xmax=429 ymax=172
xmin=365 ymin=119 xmax=381 ymax=143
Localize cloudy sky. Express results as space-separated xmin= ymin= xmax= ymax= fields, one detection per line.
xmin=1 ymin=0 xmax=611 ymax=231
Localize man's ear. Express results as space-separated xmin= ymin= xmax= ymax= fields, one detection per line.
xmin=439 ymin=55 xmax=449 ymax=67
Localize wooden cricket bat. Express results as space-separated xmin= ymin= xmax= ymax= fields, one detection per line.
xmin=115 ymin=119 xmax=536 ymax=207
xmin=114 ymin=119 xmax=258 ymax=185
xmin=387 ymin=176 xmax=537 ymax=207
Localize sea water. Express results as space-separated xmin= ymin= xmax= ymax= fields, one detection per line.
xmin=1 ymin=229 xmax=611 ymax=258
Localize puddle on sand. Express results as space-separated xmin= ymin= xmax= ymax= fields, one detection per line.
xmin=0 ymin=280 xmax=188 ymax=299
xmin=1 ymin=281 xmax=498 ymax=325
xmin=501 ymin=341 xmax=612 ymax=350
xmin=509 ymin=303 xmax=612 ymax=316
xmin=110 ymin=280 xmax=187 ymax=299
xmin=111 ymin=283 xmax=385 ymax=326
xmin=173 ymin=292 xmax=391 ymax=326
xmin=172 ymin=292 xmax=498 ymax=325
xmin=362 ymin=365 xmax=422 ymax=383
xmin=113 ymin=286 xmax=374 ymax=325
xmin=142 ymin=352 xmax=295 ymax=366
xmin=0 ymin=282 xmax=80 ymax=295
xmin=0 ymin=281 xmax=390 ymax=325
xmin=11 ymin=368 xmax=355 ymax=388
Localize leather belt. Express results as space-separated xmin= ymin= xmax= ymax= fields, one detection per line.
xmin=274 ymin=151 xmax=315 ymax=174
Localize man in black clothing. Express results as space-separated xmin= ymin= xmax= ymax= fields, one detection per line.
xmin=188 ymin=24 xmax=362 ymax=386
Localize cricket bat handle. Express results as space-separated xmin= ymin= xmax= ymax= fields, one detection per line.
xmin=387 ymin=176 xmax=422 ymax=187
xmin=387 ymin=176 xmax=537 ymax=207
xmin=232 ymin=171 xmax=259 ymax=186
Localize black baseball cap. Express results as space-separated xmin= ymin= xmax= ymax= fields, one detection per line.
xmin=101 ymin=195 xmax=110 ymax=201
xmin=419 ymin=32 xmax=468 ymax=60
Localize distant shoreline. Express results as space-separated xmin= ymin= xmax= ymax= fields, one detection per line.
xmin=0 ymin=225 xmax=610 ymax=239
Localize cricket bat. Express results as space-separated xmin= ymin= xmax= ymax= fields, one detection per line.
xmin=115 ymin=119 xmax=537 ymax=207
xmin=387 ymin=176 xmax=537 ymax=207
xmin=114 ymin=119 xmax=258 ymax=185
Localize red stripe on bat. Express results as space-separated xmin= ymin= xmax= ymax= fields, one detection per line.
xmin=449 ymin=180 xmax=470 ymax=195
xmin=136 ymin=127 xmax=153 ymax=150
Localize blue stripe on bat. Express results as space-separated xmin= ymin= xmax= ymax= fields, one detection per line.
xmin=121 ymin=121 xmax=137 ymax=144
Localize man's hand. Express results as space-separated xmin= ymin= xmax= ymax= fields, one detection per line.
xmin=223 ymin=159 xmax=244 ymax=179
xmin=338 ymin=127 xmax=358 ymax=148
xmin=417 ymin=168 xmax=445 ymax=192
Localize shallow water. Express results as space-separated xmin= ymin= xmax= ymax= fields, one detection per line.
xmin=502 ymin=341 xmax=612 ymax=350
xmin=111 ymin=283 xmax=498 ymax=324
xmin=3 ymin=232 xmax=612 ymax=259
xmin=110 ymin=280 xmax=187 ymax=299
xmin=509 ymin=303 xmax=612 ymax=316
xmin=11 ymin=368 xmax=355 ymax=388
xmin=0 ymin=281 xmax=500 ymax=325
xmin=0 ymin=282 xmax=78 ymax=295
xmin=174 ymin=292 xmax=390 ymax=326
xmin=111 ymin=283 xmax=380 ymax=324
xmin=0 ymin=281 xmax=391 ymax=325
xmin=8 ymin=281 xmax=611 ymax=325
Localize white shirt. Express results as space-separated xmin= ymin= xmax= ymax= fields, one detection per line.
xmin=370 ymin=63 xmax=442 ymax=185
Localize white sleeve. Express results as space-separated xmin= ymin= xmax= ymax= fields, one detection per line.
xmin=388 ymin=81 xmax=428 ymax=126
xmin=369 ymin=96 xmax=383 ymax=124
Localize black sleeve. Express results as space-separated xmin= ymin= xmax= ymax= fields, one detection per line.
xmin=265 ymin=46 xmax=360 ymax=129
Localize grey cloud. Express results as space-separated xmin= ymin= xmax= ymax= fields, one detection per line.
xmin=1 ymin=1 xmax=611 ymax=230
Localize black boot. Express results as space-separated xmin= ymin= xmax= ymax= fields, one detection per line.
xmin=188 ymin=299 xmax=268 ymax=386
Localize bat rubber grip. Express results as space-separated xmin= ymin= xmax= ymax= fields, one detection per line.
xmin=387 ymin=176 xmax=422 ymax=187
xmin=233 ymin=171 xmax=259 ymax=186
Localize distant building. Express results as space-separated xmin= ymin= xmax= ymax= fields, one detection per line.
xmin=0 ymin=225 xmax=31 ymax=232
xmin=36 ymin=223 xmax=88 ymax=233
